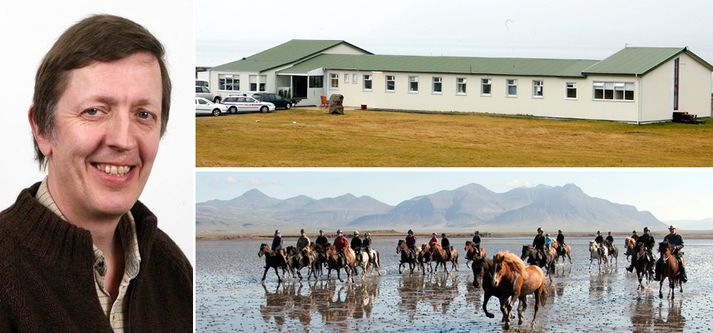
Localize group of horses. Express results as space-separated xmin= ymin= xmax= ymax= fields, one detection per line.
xmin=623 ymin=237 xmax=684 ymax=299
xmin=258 ymin=242 xmax=381 ymax=283
xmin=396 ymin=240 xmax=459 ymax=275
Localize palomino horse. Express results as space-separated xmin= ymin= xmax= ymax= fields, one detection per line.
xmin=430 ymin=244 xmax=451 ymax=273
xmin=624 ymin=237 xmax=636 ymax=262
xmin=396 ymin=240 xmax=420 ymax=274
xmin=589 ymin=241 xmax=609 ymax=272
xmin=634 ymin=245 xmax=654 ymax=289
xmin=285 ymin=246 xmax=314 ymax=280
xmin=258 ymin=243 xmax=288 ymax=282
xmin=470 ymin=247 xmax=488 ymax=288
xmin=521 ymin=245 xmax=555 ymax=280
xmin=604 ymin=240 xmax=618 ymax=265
xmin=658 ymin=242 xmax=683 ymax=299
xmin=492 ymin=251 xmax=549 ymax=330
xmin=448 ymin=246 xmax=459 ymax=271
xmin=355 ymin=247 xmax=381 ymax=277
xmin=325 ymin=244 xmax=356 ymax=282
xmin=464 ymin=240 xmax=482 ymax=267
xmin=551 ymin=240 xmax=572 ymax=264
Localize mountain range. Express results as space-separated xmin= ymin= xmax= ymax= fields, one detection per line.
xmin=196 ymin=183 xmax=669 ymax=234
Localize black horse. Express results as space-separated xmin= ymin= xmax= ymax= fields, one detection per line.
xmin=258 ymin=243 xmax=288 ymax=282
xmin=521 ymin=245 xmax=554 ymax=280
xmin=397 ymin=240 xmax=419 ymax=275
xmin=472 ymin=256 xmax=511 ymax=322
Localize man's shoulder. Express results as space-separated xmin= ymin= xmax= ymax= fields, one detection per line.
xmin=146 ymin=228 xmax=192 ymax=278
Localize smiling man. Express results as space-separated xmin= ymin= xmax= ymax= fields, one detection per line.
xmin=0 ymin=15 xmax=192 ymax=332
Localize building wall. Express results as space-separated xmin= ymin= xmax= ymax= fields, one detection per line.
xmin=678 ymin=53 xmax=712 ymax=118
xmin=325 ymin=70 xmax=640 ymax=121
xmin=322 ymin=44 xmax=370 ymax=55
xmin=640 ymin=58 xmax=674 ymax=122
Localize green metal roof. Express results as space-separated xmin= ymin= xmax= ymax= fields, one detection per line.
xmin=279 ymin=54 xmax=600 ymax=77
xmin=582 ymin=47 xmax=704 ymax=75
xmin=211 ymin=39 xmax=372 ymax=72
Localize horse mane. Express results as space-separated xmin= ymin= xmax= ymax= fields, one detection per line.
xmin=495 ymin=251 xmax=526 ymax=274
xmin=422 ymin=243 xmax=430 ymax=251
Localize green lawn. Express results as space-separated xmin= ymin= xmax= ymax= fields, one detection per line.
xmin=196 ymin=108 xmax=713 ymax=167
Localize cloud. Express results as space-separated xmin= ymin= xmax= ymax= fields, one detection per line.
xmin=506 ymin=179 xmax=535 ymax=189
xmin=225 ymin=176 xmax=238 ymax=184
xmin=250 ymin=179 xmax=281 ymax=187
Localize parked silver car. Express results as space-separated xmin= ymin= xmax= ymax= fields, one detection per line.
xmin=196 ymin=86 xmax=221 ymax=103
xmin=195 ymin=97 xmax=228 ymax=116
xmin=222 ymin=95 xmax=276 ymax=113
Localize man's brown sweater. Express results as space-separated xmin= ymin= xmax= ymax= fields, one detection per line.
xmin=0 ymin=183 xmax=193 ymax=332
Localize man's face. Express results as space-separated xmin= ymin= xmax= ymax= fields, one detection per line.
xmin=34 ymin=52 xmax=162 ymax=221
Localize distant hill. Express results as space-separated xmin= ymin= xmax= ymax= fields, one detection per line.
xmin=666 ymin=218 xmax=713 ymax=231
xmin=196 ymin=184 xmax=667 ymax=234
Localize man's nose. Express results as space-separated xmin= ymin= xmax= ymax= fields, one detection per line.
xmin=105 ymin=110 xmax=137 ymax=151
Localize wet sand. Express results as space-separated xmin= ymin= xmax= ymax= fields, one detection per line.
xmin=197 ymin=237 xmax=713 ymax=332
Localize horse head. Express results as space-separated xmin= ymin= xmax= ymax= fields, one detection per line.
xmin=521 ymin=245 xmax=532 ymax=260
xmin=396 ymin=240 xmax=404 ymax=253
xmin=658 ymin=242 xmax=673 ymax=256
xmin=258 ymin=243 xmax=269 ymax=257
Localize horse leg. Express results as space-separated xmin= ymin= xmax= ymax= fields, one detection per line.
xmin=337 ymin=269 xmax=343 ymax=282
xmin=274 ymin=267 xmax=282 ymax=283
xmin=670 ymin=278 xmax=675 ymax=300
xmin=518 ymin=296 xmax=527 ymax=325
xmin=262 ymin=266 xmax=269 ymax=281
xmin=568 ymin=252 xmax=572 ymax=264
xmin=482 ymin=290 xmax=495 ymax=318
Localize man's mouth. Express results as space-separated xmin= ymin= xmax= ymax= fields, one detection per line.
xmin=94 ymin=163 xmax=133 ymax=177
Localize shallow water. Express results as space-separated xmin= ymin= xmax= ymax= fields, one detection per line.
xmin=197 ymin=237 xmax=713 ymax=332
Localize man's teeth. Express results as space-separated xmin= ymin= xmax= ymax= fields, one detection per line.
xmin=96 ymin=164 xmax=131 ymax=176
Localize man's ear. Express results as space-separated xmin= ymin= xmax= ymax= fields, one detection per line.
xmin=29 ymin=105 xmax=53 ymax=158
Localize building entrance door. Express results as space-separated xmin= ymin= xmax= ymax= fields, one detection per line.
xmin=293 ymin=76 xmax=307 ymax=98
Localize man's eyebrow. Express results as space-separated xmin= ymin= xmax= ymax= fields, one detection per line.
xmin=82 ymin=95 xmax=159 ymax=108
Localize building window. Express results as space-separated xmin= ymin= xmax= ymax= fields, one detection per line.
xmin=363 ymin=74 xmax=372 ymax=91
xmin=250 ymin=75 xmax=266 ymax=91
xmin=432 ymin=77 xmax=442 ymax=94
xmin=386 ymin=75 xmax=395 ymax=92
xmin=352 ymin=74 xmax=358 ymax=84
xmin=456 ymin=77 xmax=467 ymax=95
xmin=593 ymin=81 xmax=634 ymax=101
xmin=481 ymin=78 xmax=492 ymax=96
xmin=409 ymin=76 xmax=419 ymax=93
xmin=566 ymin=82 xmax=577 ymax=99
xmin=330 ymin=73 xmax=339 ymax=89
xmin=344 ymin=73 xmax=350 ymax=84
xmin=309 ymin=76 xmax=323 ymax=88
xmin=506 ymin=79 xmax=517 ymax=96
xmin=218 ymin=74 xmax=239 ymax=91
xmin=532 ymin=80 xmax=544 ymax=97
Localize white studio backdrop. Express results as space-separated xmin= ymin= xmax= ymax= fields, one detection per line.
xmin=0 ymin=0 xmax=195 ymax=265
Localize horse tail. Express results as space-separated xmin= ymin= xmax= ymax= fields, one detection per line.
xmin=539 ymin=283 xmax=549 ymax=306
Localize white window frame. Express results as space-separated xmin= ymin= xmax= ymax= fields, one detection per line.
xmin=363 ymin=74 xmax=373 ymax=91
xmin=344 ymin=73 xmax=350 ymax=84
xmin=565 ymin=82 xmax=577 ymax=100
xmin=432 ymin=77 xmax=442 ymax=94
xmin=218 ymin=74 xmax=239 ymax=91
xmin=385 ymin=75 xmax=396 ymax=92
xmin=408 ymin=76 xmax=419 ymax=93
xmin=481 ymin=78 xmax=492 ymax=96
xmin=456 ymin=77 xmax=467 ymax=95
xmin=352 ymin=74 xmax=358 ymax=84
xmin=506 ymin=79 xmax=517 ymax=97
xmin=330 ymin=73 xmax=339 ymax=89
xmin=532 ymin=80 xmax=544 ymax=98
xmin=593 ymin=81 xmax=634 ymax=101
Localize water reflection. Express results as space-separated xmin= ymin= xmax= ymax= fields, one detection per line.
xmin=258 ymin=277 xmax=381 ymax=331
xmin=397 ymin=273 xmax=460 ymax=320
xmin=630 ymin=293 xmax=685 ymax=331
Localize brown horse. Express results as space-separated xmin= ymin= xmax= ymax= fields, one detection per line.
xmin=471 ymin=250 xmax=510 ymax=321
xmin=258 ymin=243 xmax=288 ymax=283
xmin=464 ymin=240 xmax=481 ymax=267
xmin=658 ymin=242 xmax=683 ymax=299
xmin=286 ymin=246 xmax=315 ymax=280
xmin=470 ymin=247 xmax=488 ymax=288
xmin=310 ymin=243 xmax=328 ymax=279
xmin=430 ymin=244 xmax=451 ymax=273
xmin=634 ymin=245 xmax=654 ymax=289
xmin=521 ymin=245 xmax=555 ymax=280
xmin=492 ymin=251 xmax=548 ymax=330
xmin=448 ymin=246 xmax=460 ymax=271
xmin=396 ymin=240 xmax=420 ymax=274
xmin=624 ymin=236 xmax=636 ymax=262
xmin=551 ymin=239 xmax=572 ymax=264
xmin=325 ymin=244 xmax=356 ymax=282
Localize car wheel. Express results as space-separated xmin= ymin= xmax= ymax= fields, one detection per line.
xmin=260 ymin=106 xmax=269 ymax=113
xmin=229 ymin=106 xmax=237 ymax=114
xmin=213 ymin=96 xmax=221 ymax=103
xmin=212 ymin=109 xmax=221 ymax=116
xmin=285 ymin=103 xmax=292 ymax=110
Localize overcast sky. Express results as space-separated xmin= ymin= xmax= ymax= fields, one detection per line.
xmin=196 ymin=169 xmax=713 ymax=222
xmin=197 ymin=0 xmax=713 ymax=67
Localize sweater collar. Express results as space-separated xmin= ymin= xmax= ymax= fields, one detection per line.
xmin=2 ymin=182 xmax=158 ymax=269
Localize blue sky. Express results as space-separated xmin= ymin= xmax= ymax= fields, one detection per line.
xmin=196 ymin=169 xmax=713 ymax=221
xmin=196 ymin=0 xmax=713 ymax=67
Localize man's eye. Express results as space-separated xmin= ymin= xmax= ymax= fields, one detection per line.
xmin=84 ymin=108 xmax=100 ymax=116
xmin=137 ymin=111 xmax=154 ymax=120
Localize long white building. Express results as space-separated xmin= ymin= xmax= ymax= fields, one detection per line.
xmin=208 ymin=40 xmax=712 ymax=123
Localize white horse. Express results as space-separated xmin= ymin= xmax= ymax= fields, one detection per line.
xmin=589 ymin=241 xmax=609 ymax=272
xmin=355 ymin=248 xmax=381 ymax=277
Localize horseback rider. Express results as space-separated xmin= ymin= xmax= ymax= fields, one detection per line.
xmin=271 ymin=229 xmax=286 ymax=262
xmin=556 ymin=230 xmax=565 ymax=255
xmin=441 ymin=233 xmax=451 ymax=261
xmin=405 ymin=229 xmax=417 ymax=255
xmin=594 ymin=231 xmax=605 ymax=256
xmin=627 ymin=227 xmax=655 ymax=274
xmin=655 ymin=225 xmax=687 ymax=283
xmin=545 ymin=233 xmax=553 ymax=250
xmin=362 ymin=232 xmax=373 ymax=263
xmin=631 ymin=230 xmax=638 ymax=242
xmin=351 ymin=231 xmax=363 ymax=252
xmin=296 ymin=229 xmax=311 ymax=251
xmin=315 ymin=229 xmax=329 ymax=247
xmin=334 ymin=230 xmax=349 ymax=266
xmin=606 ymin=231 xmax=614 ymax=245
xmin=472 ymin=230 xmax=482 ymax=257
xmin=533 ymin=227 xmax=546 ymax=262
